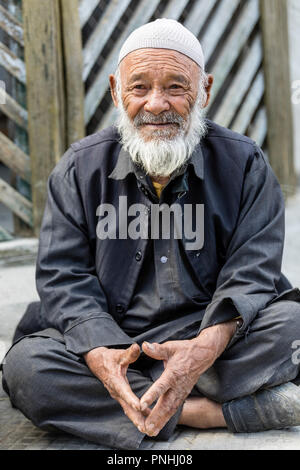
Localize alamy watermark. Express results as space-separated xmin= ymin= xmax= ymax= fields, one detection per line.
xmin=0 ymin=80 xmax=6 ymax=105
xmin=292 ymin=80 xmax=300 ymax=105
xmin=291 ymin=340 xmax=300 ymax=365
xmin=96 ymin=197 xmax=204 ymax=250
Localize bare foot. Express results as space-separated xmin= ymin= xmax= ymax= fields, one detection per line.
xmin=178 ymin=397 xmax=227 ymax=429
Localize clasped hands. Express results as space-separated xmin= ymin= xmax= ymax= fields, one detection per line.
xmin=84 ymin=321 xmax=236 ymax=437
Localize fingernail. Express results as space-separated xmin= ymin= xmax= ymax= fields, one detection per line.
xmin=148 ymin=424 xmax=158 ymax=436
xmin=145 ymin=342 xmax=155 ymax=351
xmin=141 ymin=402 xmax=148 ymax=411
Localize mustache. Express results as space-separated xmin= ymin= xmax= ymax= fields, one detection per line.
xmin=133 ymin=110 xmax=185 ymax=127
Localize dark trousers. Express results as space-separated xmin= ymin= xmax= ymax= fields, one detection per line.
xmin=3 ymin=293 xmax=300 ymax=450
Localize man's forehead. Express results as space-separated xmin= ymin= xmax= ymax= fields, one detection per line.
xmin=119 ymin=48 xmax=200 ymax=82
xmin=125 ymin=71 xmax=191 ymax=86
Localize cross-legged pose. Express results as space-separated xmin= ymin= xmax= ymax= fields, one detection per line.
xmin=2 ymin=19 xmax=300 ymax=450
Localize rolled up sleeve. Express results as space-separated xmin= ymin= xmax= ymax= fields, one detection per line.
xmin=198 ymin=146 xmax=285 ymax=333
xmin=36 ymin=149 xmax=134 ymax=355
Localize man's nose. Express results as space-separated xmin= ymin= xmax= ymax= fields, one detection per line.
xmin=143 ymin=90 xmax=170 ymax=115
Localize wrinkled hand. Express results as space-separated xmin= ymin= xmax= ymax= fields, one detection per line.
xmin=140 ymin=321 xmax=237 ymax=436
xmin=84 ymin=344 xmax=150 ymax=432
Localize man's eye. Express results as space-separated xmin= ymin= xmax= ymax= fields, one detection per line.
xmin=170 ymin=84 xmax=182 ymax=89
xmin=134 ymin=85 xmax=146 ymax=90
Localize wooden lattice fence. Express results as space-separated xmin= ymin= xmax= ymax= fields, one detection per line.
xmin=82 ymin=0 xmax=266 ymax=141
xmin=0 ymin=0 xmax=32 ymax=241
xmin=0 ymin=0 xmax=296 ymax=240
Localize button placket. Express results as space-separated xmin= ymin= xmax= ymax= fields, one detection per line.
xmin=116 ymin=304 xmax=125 ymax=314
xmin=154 ymin=237 xmax=174 ymax=304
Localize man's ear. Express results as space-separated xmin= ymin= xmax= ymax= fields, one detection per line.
xmin=109 ymin=74 xmax=118 ymax=108
xmin=203 ymin=74 xmax=214 ymax=108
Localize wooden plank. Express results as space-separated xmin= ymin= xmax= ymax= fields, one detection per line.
xmin=184 ymin=0 xmax=218 ymax=36
xmin=0 ymin=225 xmax=13 ymax=242
xmin=161 ymin=0 xmax=190 ymax=19
xmin=248 ymin=106 xmax=267 ymax=147
xmin=260 ymin=0 xmax=296 ymax=193
xmin=7 ymin=0 xmax=32 ymax=238
xmin=0 ymin=87 xmax=28 ymax=129
xmin=83 ymin=0 xmax=131 ymax=81
xmin=214 ymin=35 xmax=262 ymax=127
xmin=201 ymin=0 xmax=240 ymax=63
xmin=23 ymin=0 xmax=66 ymax=235
xmin=84 ymin=0 xmax=161 ymax=124
xmin=60 ymin=0 xmax=85 ymax=145
xmin=232 ymin=71 xmax=264 ymax=134
xmin=0 ymin=41 xmax=26 ymax=84
xmin=98 ymin=104 xmax=118 ymax=131
xmin=0 ymin=177 xmax=33 ymax=226
xmin=0 ymin=4 xmax=24 ymax=46
xmin=205 ymin=0 xmax=260 ymax=113
xmin=0 ymin=131 xmax=31 ymax=182
xmin=78 ymin=0 xmax=99 ymax=28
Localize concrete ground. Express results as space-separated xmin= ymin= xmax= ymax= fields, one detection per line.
xmin=1 ymin=190 xmax=300 ymax=450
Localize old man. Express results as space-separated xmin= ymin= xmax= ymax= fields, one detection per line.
xmin=2 ymin=19 xmax=300 ymax=449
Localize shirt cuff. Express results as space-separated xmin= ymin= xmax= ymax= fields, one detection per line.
xmin=197 ymin=298 xmax=240 ymax=335
xmin=64 ymin=313 xmax=135 ymax=355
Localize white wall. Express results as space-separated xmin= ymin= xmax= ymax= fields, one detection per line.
xmin=288 ymin=0 xmax=300 ymax=175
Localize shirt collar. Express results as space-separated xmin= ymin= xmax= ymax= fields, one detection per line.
xmin=108 ymin=142 xmax=204 ymax=182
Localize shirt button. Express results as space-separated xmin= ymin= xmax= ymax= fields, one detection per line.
xmin=160 ymin=256 xmax=168 ymax=264
xmin=116 ymin=304 xmax=125 ymax=314
xmin=135 ymin=250 xmax=142 ymax=261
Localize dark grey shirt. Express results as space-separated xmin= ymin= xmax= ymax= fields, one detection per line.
xmin=35 ymin=121 xmax=290 ymax=355
xmin=120 ymin=159 xmax=213 ymax=338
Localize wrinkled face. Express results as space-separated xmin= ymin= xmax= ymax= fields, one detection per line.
xmin=112 ymin=49 xmax=202 ymax=141
xmin=110 ymin=48 xmax=213 ymax=177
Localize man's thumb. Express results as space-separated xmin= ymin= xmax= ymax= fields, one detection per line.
xmin=142 ymin=342 xmax=167 ymax=360
xmin=123 ymin=343 xmax=140 ymax=364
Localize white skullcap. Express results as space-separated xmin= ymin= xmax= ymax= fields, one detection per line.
xmin=118 ymin=18 xmax=205 ymax=69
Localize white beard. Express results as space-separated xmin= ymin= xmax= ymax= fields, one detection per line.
xmin=116 ymin=81 xmax=208 ymax=178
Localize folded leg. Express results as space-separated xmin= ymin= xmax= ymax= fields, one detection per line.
xmin=2 ymin=329 xmax=180 ymax=449
xmin=194 ymin=298 xmax=300 ymax=403
xmin=189 ymin=298 xmax=300 ymax=433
